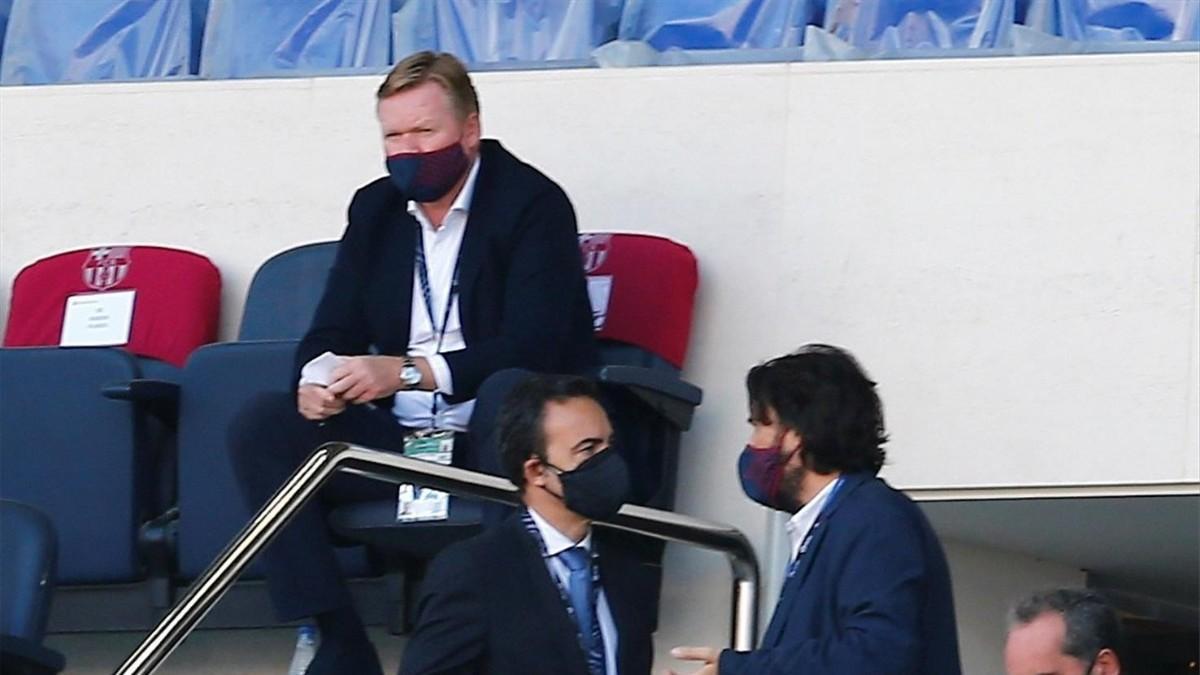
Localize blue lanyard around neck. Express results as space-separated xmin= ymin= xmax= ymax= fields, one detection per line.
xmin=414 ymin=223 xmax=463 ymax=421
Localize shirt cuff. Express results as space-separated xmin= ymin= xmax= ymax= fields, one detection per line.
xmin=426 ymin=354 xmax=454 ymax=396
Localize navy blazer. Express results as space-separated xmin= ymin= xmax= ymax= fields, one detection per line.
xmin=296 ymin=139 xmax=596 ymax=402
xmin=720 ymin=473 xmax=962 ymax=675
xmin=400 ymin=512 xmax=656 ymax=675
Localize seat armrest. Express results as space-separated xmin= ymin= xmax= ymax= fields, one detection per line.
xmin=592 ymin=365 xmax=703 ymax=431
xmin=102 ymin=378 xmax=181 ymax=428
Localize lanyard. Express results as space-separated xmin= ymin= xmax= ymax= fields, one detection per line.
xmin=414 ymin=223 xmax=463 ymax=422
xmin=519 ymin=508 xmax=602 ymax=641
xmin=787 ymin=476 xmax=845 ymax=578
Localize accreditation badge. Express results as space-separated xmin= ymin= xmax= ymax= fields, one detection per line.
xmin=397 ymin=429 xmax=455 ymax=522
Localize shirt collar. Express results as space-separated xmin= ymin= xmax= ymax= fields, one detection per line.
xmin=406 ymin=154 xmax=482 ymax=225
xmin=785 ymin=475 xmax=841 ymax=541
xmin=527 ymin=505 xmax=592 ymax=558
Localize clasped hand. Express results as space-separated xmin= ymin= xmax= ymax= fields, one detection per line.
xmin=297 ymin=355 xmax=431 ymax=420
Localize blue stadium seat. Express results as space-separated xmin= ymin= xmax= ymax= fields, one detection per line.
xmin=616 ymin=0 xmax=821 ymax=51
xmin=175 ymin=242 xmax=374 ymax=581
xmin=0 ymin=0 xmax=204 ymax=85
xmin=0 ymin=348 xmax=170 ymax=587
xmin=392 ymin=0 xmax=623 ymax=65
xmin=0 ymin=500 xmax=65 ymax=675
xmin=199 ymin=0 xmax=390 ymax=79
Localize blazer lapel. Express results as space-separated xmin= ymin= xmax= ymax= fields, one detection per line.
xmin=763 ymin=474 xmax=873 ymax=645
xmin=454 ymin=141 xmax=500 ymax=337
xmin=594 ymin=541 xmax=634 ymax=672
xmin=507 ymin=517 xmax=590 ymax=675
xmin=380 ymin=204 xmax=417 ymax=349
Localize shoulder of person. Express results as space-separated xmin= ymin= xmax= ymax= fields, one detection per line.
xmin=835 ymin=474 xmax=928 ymax=536
xmin=348 ymin=176 xmax=403 ymax=214
xmin=479 ymin=139 xmax=568 ymax=202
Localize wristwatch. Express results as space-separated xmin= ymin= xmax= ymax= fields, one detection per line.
xmin=400 ymin=357 xmax=422 ymax=390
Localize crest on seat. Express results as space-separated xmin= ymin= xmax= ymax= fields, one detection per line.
xmin=82 ymin=246 xmax=132 ymax=291
xmin=579 ymin=234 xmax=612 ymax=274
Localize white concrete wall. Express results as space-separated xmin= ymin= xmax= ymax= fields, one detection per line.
xmin=2 ymin=53 xmax=1197 ymax=670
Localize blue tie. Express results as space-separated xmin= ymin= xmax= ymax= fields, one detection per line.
xmin=559 ymin=546 xmax=606 ymax=675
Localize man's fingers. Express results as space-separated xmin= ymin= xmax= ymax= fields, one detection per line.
xmin=671 ymin=647 xmax=717 ymax=662
xmin=326 ymin=374 xmax=355 ymax=396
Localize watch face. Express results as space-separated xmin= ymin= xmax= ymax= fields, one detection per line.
xmin=402 ymin=366 xmax=421 ymax=385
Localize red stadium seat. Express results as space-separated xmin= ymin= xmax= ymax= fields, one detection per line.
xmin=579 ymin=233 xmax=698 ymax=369
xmin=3 ymin=245 xmax=221 ymax=368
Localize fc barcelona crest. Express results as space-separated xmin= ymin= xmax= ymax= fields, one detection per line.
xmin=82 ymin=246 xmax=132 ymax=291
xmin=579 ymin=234 xmax=612 ymax=274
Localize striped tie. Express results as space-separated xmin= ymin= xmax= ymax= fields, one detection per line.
xmin=559 ymin=546 xmax=606 ymax=675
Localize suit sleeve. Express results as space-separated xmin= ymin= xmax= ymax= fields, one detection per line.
xmin=442 ymin=184 xmax=584 ymax=399
xmin=293 ymin=187 xmax=376 ymax=379
xmin=718 ymin=514 xmax=926 ymax=675
xmin=400 ymin=545 xmax=488 ymax=675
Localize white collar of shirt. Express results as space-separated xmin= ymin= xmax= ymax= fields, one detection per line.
xmin=406 ymin=155 xmax=481 ymax=229
xmin=785 ymin=476 xmax=841 ymax=562
xmin=528 ymin=505 xmax=593 ymax=558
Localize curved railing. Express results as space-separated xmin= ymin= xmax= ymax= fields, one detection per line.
xmin=114 ymin=442 xmax=760 ymax=674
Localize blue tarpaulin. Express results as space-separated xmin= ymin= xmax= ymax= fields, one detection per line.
xmin=616 ymin=0 xmax=822 ymax=50
xmin=1 ymin=0 xmax=203 ymax=85
xmin=823 ymin=0 xmax=1014 ymax=50
xmin=1022 ymin=0 xmax=1198 ymax=42
xmin=392 ymin=0 xmax=623 ymax=65
xmin=200 ymin=0 xmax=391 ymax=78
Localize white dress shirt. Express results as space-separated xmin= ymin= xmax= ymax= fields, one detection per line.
xmin=391 ymin=157 xmax=481 ymax=432
xmin=527 ymin=506 xmax=619 ymax=675
xmin=785 ymin=476 xmax=843 ymax=564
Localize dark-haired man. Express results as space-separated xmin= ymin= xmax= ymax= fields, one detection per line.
xmin=400 ymin=374 xmax=656 ymax=675
xmin=1005 ymin=589 xmax=1124 ymax=675
xmin=671 ymin=344 xmax=961 ymax=675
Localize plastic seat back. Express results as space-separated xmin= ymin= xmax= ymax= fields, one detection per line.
xmin=0 ymin=500 xmax=57 ymax=642
xmin=239 ymin=242 xmax=338 ymax=341
xmin=579 ymin=233 xmax=699 ymax=371
xmin=0 ymin=348 xmax=148 ymax=584
xmin=3 ymin=245 xmax=220 ymax=368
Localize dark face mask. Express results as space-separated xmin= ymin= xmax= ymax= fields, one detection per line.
xmin=738 ymin=442 xmax=801 ymax=512
xmin=385 ymin=140 xmax=468 ymax=203
xmin=545 ymin=449 xmax=631 ymax=521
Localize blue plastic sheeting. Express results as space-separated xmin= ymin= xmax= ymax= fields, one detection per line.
xmin=823 ymin=0 xmax=1014 ymax=50
xmin=200 ymin=0 xmax=390 ymax=79
xmin=0 ymin=0 xmax=203 ymax=85
xmin=615 ymin=0 xmax=822 ymax=51
xmin=1022 ymin=0 xmax=1198 ymax=42
xmin=392 ymin=0 xmax=623 ymax=65
xmin=0 ymin=0 xmax=12 ymax=70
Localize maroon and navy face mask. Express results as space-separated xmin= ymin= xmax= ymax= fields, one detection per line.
xmin=738 ymin=442 xmax=799 ymax=511
xmin=385 ymin=140 xmax=468 ymax=203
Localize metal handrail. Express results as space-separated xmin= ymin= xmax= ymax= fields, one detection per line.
xmin=114 ymin=442 xmax=760 ymax=675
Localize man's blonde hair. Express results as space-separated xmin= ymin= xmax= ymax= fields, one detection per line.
xmin=377 ymin=51 xmax=479 ymax=119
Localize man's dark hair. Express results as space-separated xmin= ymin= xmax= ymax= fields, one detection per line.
xmin=497 ymin=374 xmax=602 ymax=488
xmin=746 ymin=344 xmax=888 ymax=475
xmin=1009 ymin=588 xmax=1124 ymax=663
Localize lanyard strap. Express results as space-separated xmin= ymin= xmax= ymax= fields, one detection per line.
xmin=414 ymin=224 xmax=463 ymax=422
xmin=519 ymin=508 xmax=603 ymax=630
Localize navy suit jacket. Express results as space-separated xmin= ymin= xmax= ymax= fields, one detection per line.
xmin=296 ymin=139 xmax=596 ymax=402
xmin=400 ymin=512 xmax=656 ymax=675
xmin=720 ymin=473 xmax=961 ymax=675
